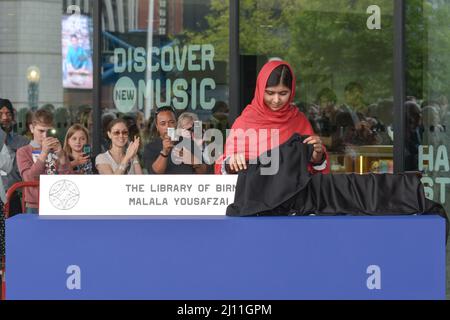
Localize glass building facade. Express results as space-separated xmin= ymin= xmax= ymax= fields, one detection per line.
xmin=1 ymin=0 xmax=450 ymax=296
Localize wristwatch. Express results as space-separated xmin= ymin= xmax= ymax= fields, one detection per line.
xmin=160 ymin=151 xmax=169 ymax=158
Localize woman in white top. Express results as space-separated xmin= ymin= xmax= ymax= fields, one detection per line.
xmin=95 ymin=118 xmax=143 ymax=175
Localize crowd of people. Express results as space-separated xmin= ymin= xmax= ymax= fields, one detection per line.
xmin=0 ymin=99 xmax=225 ymax=259
xmin=302 ymin=82 xmax=449 ymax=166
xmin=1 ymin=60 xmax=449 ymax=258
xmin=302 ymin=83 xmax=392 ymax=153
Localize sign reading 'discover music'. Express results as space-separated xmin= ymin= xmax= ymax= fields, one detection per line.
xmin=39 ymin=175 xmax=238 ymax=216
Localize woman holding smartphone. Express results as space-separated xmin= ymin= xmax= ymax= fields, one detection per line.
xmin=63 ymin=124 xmax=97 ymax=174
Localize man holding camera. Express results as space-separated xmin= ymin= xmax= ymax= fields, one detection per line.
xmin=16 ymin=109 xmax=72 ymax=213
xmin=143 ymin=107 xmax=207 ymax=174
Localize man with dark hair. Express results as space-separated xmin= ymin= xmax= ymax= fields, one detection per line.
xmin=0 ymin=98 xmax=30 ymax=215
xmin=143 ymin=107 xmax=205 ymax=174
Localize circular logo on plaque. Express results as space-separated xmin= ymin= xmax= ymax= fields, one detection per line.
xmin=49 ymin=180 xmax=80 ymax=210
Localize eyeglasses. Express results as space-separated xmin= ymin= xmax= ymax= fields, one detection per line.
xmin=111 ymin=130 xmax=129 ymax=137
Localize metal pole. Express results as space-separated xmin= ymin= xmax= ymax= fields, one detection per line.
xmin=229 ymin=0 xmax=240 ymax=123
xmin=92 ymin=0 xmax=102 ymax=156
xmin=144 ymin=0 xmax=155 ymax=120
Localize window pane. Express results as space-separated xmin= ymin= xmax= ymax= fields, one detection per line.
xmin=406 ymin=0 xmax=450 ymax=294
xmin=406 ymin=0 xmax=450 ymax=219
xmin=0 ymin=0 xmax=94 ymax=143
xmin=240 ymin=0 xmax=394 ymax=174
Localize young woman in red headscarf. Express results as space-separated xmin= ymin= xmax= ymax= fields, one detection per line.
xmin=220 ymin=61 xmax=448 ymax=234
xmin=215 ymin=60 xmax=330 ymax=174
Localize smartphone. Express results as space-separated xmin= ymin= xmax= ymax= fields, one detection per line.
xmin=46 ymin=128 xmax=58 ymax=138
xmin=82 ymin=144 xmax=91 ymax=157
xmin=193 ymin=120 xmax=203 ymax=139
xmin=167 ymin=127 xmax=178 ymax=142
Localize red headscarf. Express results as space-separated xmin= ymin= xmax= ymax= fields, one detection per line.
xmin=216 ymin=60 xmax=329 ymax=173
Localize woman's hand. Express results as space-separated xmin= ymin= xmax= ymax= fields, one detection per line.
xmin=228 ymin=153 xmax=247 ymax=172
xmin=303 ymin=136 xmax=325 ymax=163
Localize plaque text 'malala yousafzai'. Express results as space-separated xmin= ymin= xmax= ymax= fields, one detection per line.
xmin=125 ymin=183 xmax=235 ymax=206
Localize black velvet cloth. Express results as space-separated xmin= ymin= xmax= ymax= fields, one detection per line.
xmin=226 ymin=134 xmax=448 ymax=238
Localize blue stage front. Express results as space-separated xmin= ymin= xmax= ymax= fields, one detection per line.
xmin=5 ymin=214 xmax=446 ymax=300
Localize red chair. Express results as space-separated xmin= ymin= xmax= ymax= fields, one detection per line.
xmin=1 ymin=181 xmax=39 ymax=300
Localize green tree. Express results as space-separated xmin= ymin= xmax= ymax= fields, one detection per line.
xmin=185 ymin=0 xmax=395 ymax=106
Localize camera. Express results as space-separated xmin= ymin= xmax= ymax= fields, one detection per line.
xmin=167 ymin=127 xmax=177 ymax=141
xmin=167 ymin=127 xmax=183 ymax=144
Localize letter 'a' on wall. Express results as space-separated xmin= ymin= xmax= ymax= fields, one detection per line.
xmin=367 ymin=5 xmax=382 ymax=30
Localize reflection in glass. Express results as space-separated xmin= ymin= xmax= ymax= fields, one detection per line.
xmin=101 ymin=0 xmax=229 ymax=173
xmin=406 ymin=0 xmax=450 ymax=218
xmin=238 ymin=0 xmax=395 ymax=173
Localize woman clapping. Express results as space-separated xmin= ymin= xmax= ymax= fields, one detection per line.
xmin=96 ymin=118 xmax=143 ymax=175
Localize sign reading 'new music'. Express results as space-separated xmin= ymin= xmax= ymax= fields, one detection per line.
xmin=39 ymin=175 xmax=238 ymax=216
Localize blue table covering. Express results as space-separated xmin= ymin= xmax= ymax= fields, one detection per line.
xmin=6 ymin=214 xmax=446 ymax=300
